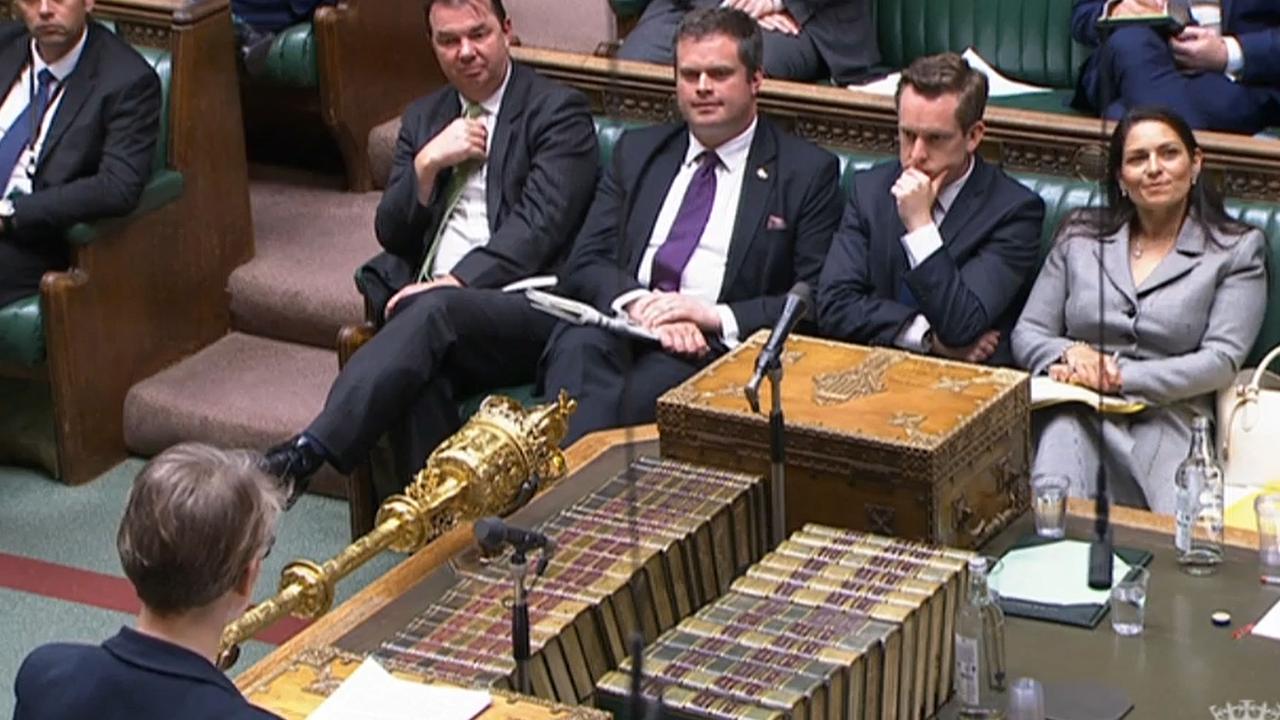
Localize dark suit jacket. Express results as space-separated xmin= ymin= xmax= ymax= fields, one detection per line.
xmin=14 ymin=627 xmax=280 ymax=720
xmin=816 ymin=157 xmax=1045 ymax=366
xmin=0 ymin=21 xmax=161 ymax=251
xmin=1072 ymin=0 xmax=1280 ymax=116
xmin=784 ymin=0 xmax=880 ymax=84
xmin=558 ymin=117 xmax=842 ymax=339
xmin=231 ymin=0 xmax=332 ymax=32
xmin=362 ymin=61 xmax=598 ymax=321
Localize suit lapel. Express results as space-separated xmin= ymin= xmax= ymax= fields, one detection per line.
xmin=624 ymin=131 xmax=686 ymax=273
xmin=936 ymin=156 xmax=991 ymax=255
xmin=1092 ymin=226 xmax=1139 ymax=307
xmin=1137 ymin=217 xmax=1205 ymax=295
xmin=485 ymin=63 xmax=526 ymax=231
xmin=721 ymin=121 xmax=777 ymax=294
xmin=37 ymin=25 xmax=99 ymax=169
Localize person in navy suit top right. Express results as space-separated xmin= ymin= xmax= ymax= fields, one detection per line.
xmin=1072 ymin=0 xmax=1280 ymax=134
xmin=13 ymin=444 xmax=285 ymax=720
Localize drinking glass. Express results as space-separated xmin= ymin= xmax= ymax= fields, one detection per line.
xmin=1254 ymin=493 xmax=1280 ymax=584
xmin=1031 ymin=474 xmax=1070 ymax=539
xmin=1110 ymin=566 xmax=1150 ymax=636
xmin=1007 ymin=676 xmax=1046 ymax=720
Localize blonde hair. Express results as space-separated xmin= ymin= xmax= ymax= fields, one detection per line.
xmin=117 ymin=443 xmax=285 ymax=615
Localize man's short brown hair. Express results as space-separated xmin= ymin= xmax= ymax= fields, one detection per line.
xmin=117 ymin=443 xmax=284 ymax=616
xmin=675 ymin=7 xmax=763 ymax=76
xmin=424 ymin=0 xmax=508 ymax=26
xmin=895 ymin=53 xmax=989 ymax=130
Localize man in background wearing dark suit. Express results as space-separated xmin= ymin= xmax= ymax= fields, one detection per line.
xmin=262 ymin=0 xmax=597 ymax=500
xmin=14 ymin=444 xmax=283 ymax=720
xmin=618 ymin=0 xmax=878 ymax=85
xmin=1072 ymin=0 xmax=1280 ymax=134
xmin=541 ymin=7 xmax=842 ymax=446
xmin=0 ymin=0 xmax=161 ymax=310
xmin=818 ymin=53 xmax=1045 ymax=367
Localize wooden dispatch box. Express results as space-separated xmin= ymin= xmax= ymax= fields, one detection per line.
xmin=656 ymin=333 xmax=1031 ymax=549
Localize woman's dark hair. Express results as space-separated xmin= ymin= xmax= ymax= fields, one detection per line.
xmin=1067 ymin=106 xmax=1252 ymax=244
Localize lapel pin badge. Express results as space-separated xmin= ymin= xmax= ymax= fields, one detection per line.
xmin=756 ymin=166 xmax=769 ymax=180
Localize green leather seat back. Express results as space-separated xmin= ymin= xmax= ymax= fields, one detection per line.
xmin=874 ymin=0 xmax=1090 ymax=89
xmin=133 ymin=46 xmax=172 ymax=174
xmin=260 ymin=22 xmax=319 ymax=88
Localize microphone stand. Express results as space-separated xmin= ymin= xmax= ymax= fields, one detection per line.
xmin=508 ymin=548 xmax=532 ymax=694
xmin=766 ymin=361 xmax=787 ymax=547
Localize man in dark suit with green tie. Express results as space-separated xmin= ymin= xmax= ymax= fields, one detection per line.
xmin=262 ymin=0 xmax=598 ymax=500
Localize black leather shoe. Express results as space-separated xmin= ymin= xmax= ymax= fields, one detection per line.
xmin=260 ymin=435 xmax=326 ymax=509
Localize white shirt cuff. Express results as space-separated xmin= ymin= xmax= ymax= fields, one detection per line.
xmin=894 ymin=314 xmax=932 ymax=353
xmin=900 ymin=223 xmax=943 ymax=268
xmin=1225 ymin=35 xmax=1245 ymax=78
xmin=611 ymin=289 xmax=649 ymax=316
xmin=716 ymin=305 xmax=740 ymax=348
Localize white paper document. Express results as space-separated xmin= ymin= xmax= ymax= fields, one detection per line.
xmin=849 ymin=48 xmax=1055 ymax=98
xmin=988 ymin=539 xmax=1133 ymax=606
xmin=308 ymin=657 xmax=492 ymax=720
xmin=1251 ymin=599 xmax=1280 ymax=641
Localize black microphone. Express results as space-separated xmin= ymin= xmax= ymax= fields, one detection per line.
xmin=746 ymin=282 xmax=812 ymax=407
xmin=1088 ymin=463 xmax=1113 ymax=590
xmin=474 ymin=516 xmax=555 ymax=556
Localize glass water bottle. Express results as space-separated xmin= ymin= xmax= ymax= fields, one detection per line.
xmin=955 ymin=556 xmax=1007 ymax=717
xmin=1174 ymin=415 xmax=1224 ymax=575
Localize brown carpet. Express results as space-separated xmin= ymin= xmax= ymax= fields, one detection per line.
xmin=122 ymin=332 xmax=348 ymax=495
xmin=228 ymin=180 xmax=382 ymax=348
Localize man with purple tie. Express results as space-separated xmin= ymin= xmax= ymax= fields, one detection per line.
xmin=539 ymin=7 xmax=842 ymax=445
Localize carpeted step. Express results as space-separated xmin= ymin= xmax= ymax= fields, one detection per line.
xmin=229 ymin=181 xmax=383 ymax=349
xmin=122 ymin=332 xmax=348 ymax=498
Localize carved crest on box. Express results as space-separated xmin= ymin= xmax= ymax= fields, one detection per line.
xmin=812 ymin=350 xmax=899 ymax=405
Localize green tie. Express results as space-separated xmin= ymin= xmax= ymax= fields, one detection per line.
xmin=419 ymin=101 xmax=488 ymax=280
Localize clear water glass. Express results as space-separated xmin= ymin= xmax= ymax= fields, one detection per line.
xmin=1031 ymin=474 xmax=1069 ymax=539
xmin=1110 ymin=566 xmax=1150 ymax=636
xmin=1006 ymin=677 xmax=1046 ymax=720
xmin=1255 ymin=493 xmax=1280 ymax=584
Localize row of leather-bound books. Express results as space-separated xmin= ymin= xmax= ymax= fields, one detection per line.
xmin=597 ymin=526 xmax=972 ymax=720
xmin=376 ymin=456 xmax=769 ymax=704
xmin=371 ymin=455 xmax=971 ymax=720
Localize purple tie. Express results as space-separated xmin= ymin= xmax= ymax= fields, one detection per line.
xmin=649 ymin=150 xmax=719 ymax=292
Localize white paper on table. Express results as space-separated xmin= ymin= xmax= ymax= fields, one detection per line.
xmin=308 ymin=657 xmax=493 ymax=720
xmin=848 ymin=48 xmax=1055 ymax=98
xmin=1251 ymin=599 xmax=1280 ymax=641
xmin=988 ymin=539 xmax=1133 ymax=606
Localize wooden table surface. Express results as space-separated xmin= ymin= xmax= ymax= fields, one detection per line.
xmin=238 ymin=423 xmax=1268 ymax=718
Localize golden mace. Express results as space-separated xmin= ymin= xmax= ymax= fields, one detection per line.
xmin=217 ymin=391 xmax=577 ymax=669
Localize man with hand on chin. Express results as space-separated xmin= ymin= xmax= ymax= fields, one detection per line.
xmin=1071 ymin=0 xmax=1280 ymax=134
xmin=260 ymin=0 xmax=597 ymax=502
xmin=541 ymin=7 xmax=841 ymax=446
xmin=818 ymin=52 xmax=1044 ymax=367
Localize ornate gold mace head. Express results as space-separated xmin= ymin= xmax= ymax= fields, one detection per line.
xmin=217 ymin=391 xmax=576 ymax=669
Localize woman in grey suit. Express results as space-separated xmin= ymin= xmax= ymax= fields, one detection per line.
xmin=1012 ymin=108 xmax=1269 ymax=513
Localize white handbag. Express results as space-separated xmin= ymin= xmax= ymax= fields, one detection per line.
xmin=1216 ymin=344 xmax=1280 ymax=488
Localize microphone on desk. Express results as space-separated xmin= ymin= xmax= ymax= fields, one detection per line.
xmin=1088 ymin=460 xmax=1113 ymax=590
xmin=474 ymin=517 xmax=556 ymax=561
xmin=745 ymin=281 xmax=811 ymax=412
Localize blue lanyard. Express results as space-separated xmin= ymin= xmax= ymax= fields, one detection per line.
xmin=25 ymin=51 xmax=66 ymax=174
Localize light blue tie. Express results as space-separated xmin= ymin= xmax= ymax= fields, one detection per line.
xmin=0 ymin=69 xmax=57 ymax=189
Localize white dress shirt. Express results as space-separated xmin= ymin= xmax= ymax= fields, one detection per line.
xmin=0 ymin=33 xmax=88 ymax=198
xmin=614 ymin=117 xmax=758 ymax=347
xmin=893 ymin=156 xmax=975 ymax=352
xmin=427 ymin=61 xmax=512 ymax=279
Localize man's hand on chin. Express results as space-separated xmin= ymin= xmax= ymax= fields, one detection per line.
xmin=627 ymin=290 xmax=722 ymax=333
xmin=385 ymin=275 xmax=462 ymax=318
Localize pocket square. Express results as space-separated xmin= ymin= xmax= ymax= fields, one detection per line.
xmin=766 ymin=214 xmax=787 ymax=230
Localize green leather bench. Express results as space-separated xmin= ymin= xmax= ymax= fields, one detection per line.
xmin=0 ymin=24 xmax=184 ymax=482
xmin=237 ymin=1 xmax=442 ymax=191
xmin=611 ymin=0 xmax=1090 ymax=116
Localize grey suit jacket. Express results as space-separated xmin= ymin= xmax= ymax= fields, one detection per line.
xmin=1012 ymin=213 xmax=1268 ymax=410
